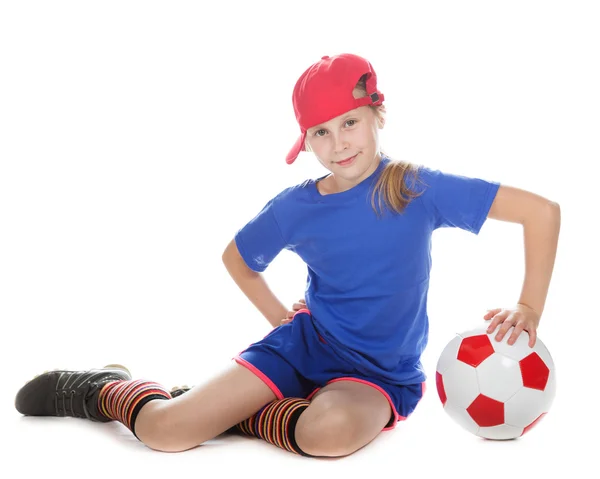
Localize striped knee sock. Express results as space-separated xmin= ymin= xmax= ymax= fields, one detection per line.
xmin=232 ymin=397 xmax=311 ymax=456
xmin=98 ymin=379 xmax=171 ymax=438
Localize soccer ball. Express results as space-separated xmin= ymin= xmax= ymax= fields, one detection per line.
xmin=435 ymin=326 xmax=556 ymax=440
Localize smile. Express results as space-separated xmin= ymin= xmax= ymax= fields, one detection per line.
xmin=336 ymin=154 xmax=357 ymax=167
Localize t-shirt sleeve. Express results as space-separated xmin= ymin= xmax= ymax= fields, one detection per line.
xmin=234 ymin=196 xmax=288 ymax=272
xmin=421 ymin=168 xmax=501 ymax=234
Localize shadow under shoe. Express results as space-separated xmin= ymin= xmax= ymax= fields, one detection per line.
xmin=15 ymin=364 xmax=131 ymax=422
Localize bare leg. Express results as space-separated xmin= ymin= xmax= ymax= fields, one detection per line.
xmin=135 ymin=362 xmax=276 ymax=452
xmin=295 ymin=380 xmax=391 ymax=457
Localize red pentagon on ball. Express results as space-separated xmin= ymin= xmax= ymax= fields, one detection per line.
xmin=467 ymin=394 xmax=505 ymax=427
xmin=519 ymin=352 xmax=550 ymax=390
xmin=436 ymin=371 xmax=447 ymax=405
xmin=457 ymin=334 xmax=495 ymax=367
xmin=521 ymin=412 xmax=547 ymax=436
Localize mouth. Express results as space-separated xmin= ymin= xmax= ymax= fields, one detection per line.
xmin=336 ymin=154 xmax=357 ymax=167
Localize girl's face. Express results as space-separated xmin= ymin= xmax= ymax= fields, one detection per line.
xmin=305 ymin=104 xmax=384 ymax=192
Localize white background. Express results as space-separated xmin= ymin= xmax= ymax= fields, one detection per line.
xmin=1 ymin=1 xmax=598 ymax=477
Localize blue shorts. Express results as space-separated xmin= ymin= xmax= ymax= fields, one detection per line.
xmin=234 ymin=310 xmax=425 ymax=430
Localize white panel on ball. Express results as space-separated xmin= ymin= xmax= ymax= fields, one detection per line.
xmin=442 ymin=361 xmax=480 ymax=409
xmin=476 ymin=354 xmax=523 ymax=402
xmin=478 ymin=424 xmax=524 ymax=440
xmin=489 ymin=328 xmax=533 ymax=362
xmin=458 ymin=326 xmax=491 ymax=339
xmin=435 ymin=335 xmax=462 ymax=374
xmin=504 ymin=387 xmax=549 ymax=428
xmin=443 ymin=403 xmax=479 ymax=435
xmin=544 ymin=369 xmax=557 ymax=405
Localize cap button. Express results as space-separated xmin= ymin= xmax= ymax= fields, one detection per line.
xmin=321 ymin=55 xmax=330 ymax=60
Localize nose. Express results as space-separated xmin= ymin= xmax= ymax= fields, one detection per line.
xmin=333 ymin=131 xmax=349 ymax=154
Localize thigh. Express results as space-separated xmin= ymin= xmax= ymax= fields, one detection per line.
xmin=236 ymin=315 xmax=321 ymax=399
xmin=295 ymin=380 xmax=391 ymax=457
xmin=135 ymin=361 xmax=277 ymax=452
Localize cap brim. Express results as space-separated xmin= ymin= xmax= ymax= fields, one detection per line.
xmin=286 ymin=131 xmax=306 ymax=164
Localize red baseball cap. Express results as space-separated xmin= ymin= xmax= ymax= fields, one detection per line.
xmin=285 ymin=53 xmax=385 ymax=165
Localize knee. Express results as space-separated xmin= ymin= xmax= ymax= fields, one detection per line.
xmin=134 ymin=404 xmax=195 ymax=453
xmin=295 ymin=407 xmax=358 ymax=457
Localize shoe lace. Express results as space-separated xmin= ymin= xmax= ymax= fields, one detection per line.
xmin=54 ymin=383 xmax=99 ymax=420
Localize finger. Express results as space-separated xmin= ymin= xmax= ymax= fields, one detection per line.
xmin=528 ymin=329 xmax=537 ymax=348
xmin=299 ymin=298 xmax=306 ymax=304
xmin=293 ymin=303 xmax=304 ymax=311
xmin=486 ymin=311 xmax=507 ymax=334
xmin=286 ymin=311 xmax=294 ymax=319
xmin=494 ymin=314 xmax=515 ymax=341
xmin=507 ymin=322 xmax=525 ymax=345
xmin=486 ymin=321 xmax=499 ymax=334
xmin=484 ymin=308 xmax=501 ymax=321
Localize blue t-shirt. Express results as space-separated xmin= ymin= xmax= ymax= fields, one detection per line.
xmin=234 ymin=157 xmax=501 ymax=384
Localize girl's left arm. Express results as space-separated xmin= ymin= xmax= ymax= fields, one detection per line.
xmin=483 ymin=185 xmax=561 ymax=347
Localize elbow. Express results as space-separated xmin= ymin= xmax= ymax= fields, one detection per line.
xmin=222 ymin=239 xmax=257 ymax=276
xmin=539 ymin=200 xmax=561 ymax=233
xmin=550 ymin=200 xmax=561 ymax=229
xmin=535 ymin=197 xmax=560 ymax=219
xmin=222 ymin=239 xmax=238 ymax=266
xmin=522 ymin=199 xmax=560 ymax=231
xmin=222 ymin=241 xmax=230 ymax=264
xmin=547 ymin=200 xmax=561 ymax=221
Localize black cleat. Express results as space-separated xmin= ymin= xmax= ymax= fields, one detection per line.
xmin=15 ymin=364 xmax=131 ymax=422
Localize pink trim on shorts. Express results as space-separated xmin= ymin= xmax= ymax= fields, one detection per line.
xmin=306 ymin=378 xmax=426 ymax=431
xmin=293 ymin=308 xmax=311 ymax=318
xmin=292 ymin=308 xmax=327 ymax=343
xmin=233 ymin=356 xmax=284 ymax=400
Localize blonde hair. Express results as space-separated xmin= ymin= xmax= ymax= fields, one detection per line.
xmin=305 ymin=75 xmax=425 ymax=216
xmin=371 ymin=155 xmax=424 ymax=216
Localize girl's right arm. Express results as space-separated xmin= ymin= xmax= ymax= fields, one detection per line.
xmin=222 ymin=239 xmax=289 ymax=329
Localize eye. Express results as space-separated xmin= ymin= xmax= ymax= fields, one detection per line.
xmin=314 ymin=129 xmax=327 ymax=137
xmin=345 ymin=119 xmax=357 ymax=127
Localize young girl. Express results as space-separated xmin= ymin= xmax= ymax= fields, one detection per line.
xmin=14 ymin=53 xmax=561 ymax=458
